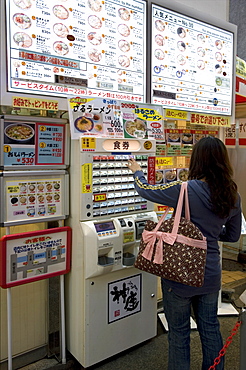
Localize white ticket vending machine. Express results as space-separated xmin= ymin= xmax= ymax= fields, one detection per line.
xmin=66 ymin=137 xmax=158 ymax=368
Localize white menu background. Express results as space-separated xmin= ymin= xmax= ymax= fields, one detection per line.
xmin=6 ymin=0 xmax=146 ymax=101
xmin=151 ymin=4 xmax=234 ymax=115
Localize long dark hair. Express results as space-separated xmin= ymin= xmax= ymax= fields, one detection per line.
xmin=188 ymin=136 xmax=238 ymax=218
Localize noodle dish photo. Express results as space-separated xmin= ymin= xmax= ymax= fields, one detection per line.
xmin=74 ymin=116 xmax=94 ymax=132
xmin=4 ymin=123 xmax=35 ymax=144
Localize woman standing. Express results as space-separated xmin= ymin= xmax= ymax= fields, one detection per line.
xmin=127 ymin=137 xmax=241 ymax=370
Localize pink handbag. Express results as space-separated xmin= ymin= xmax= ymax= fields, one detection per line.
xmin=134 ymin=182 xmax=207 ymax=287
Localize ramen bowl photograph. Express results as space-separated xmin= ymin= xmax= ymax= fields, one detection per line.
xmin=167 ymin=132 xmax=180 ymax=143
xmin=74 ymin=116 xmax=94 ymax=132
xmin=164 ymin=170 xmax=177 ymax=183
xmin=178 ymin=168 xmax=189 ymax=181
xmin=155 ymin=170 xmax=164 ymax=184
xmin=4 ymin=123 xmax=35 ymax=144
xmin=124 ymin=119 xmax=147 ymax=138
xmin=181 ymin=133 xmax=193 ymax=144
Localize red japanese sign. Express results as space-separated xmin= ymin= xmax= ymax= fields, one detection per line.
xmin=0 ymin=227 xmax=72 ymax=288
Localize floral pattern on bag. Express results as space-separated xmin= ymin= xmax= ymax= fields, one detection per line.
xmin=134 ymin=217 xmax=207 ymax=287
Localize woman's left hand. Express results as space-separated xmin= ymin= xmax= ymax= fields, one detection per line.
xmin=127 ymin=158 xmax=142 ymax=173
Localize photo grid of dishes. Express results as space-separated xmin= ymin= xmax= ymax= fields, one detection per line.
xmin=8 ymin=0 xmax=146 ymax=100
xmin=69 ymin=97 xmax=165 ymax=140
xmin=154 ymin=129 xmax=218 ymax=184
xmin=151 ymin=4 xmax=234 ymax=115
xmin=6 ymin=178 xmax=62 ymax=222
xmin=166 ymin=129 xmax=218 ymax=144
xmin=155 ymin=167 xmax=189 ymax=184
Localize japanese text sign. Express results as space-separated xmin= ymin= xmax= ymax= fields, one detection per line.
xmin=0 ymin=227 xmax=72 ymax=288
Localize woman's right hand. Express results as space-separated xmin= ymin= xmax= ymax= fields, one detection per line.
xmin=126 ymin=158 xmax=142 ymax=173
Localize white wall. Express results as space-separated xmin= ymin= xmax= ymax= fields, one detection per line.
xmin=166 ymin=0 xmax=229 ymax=21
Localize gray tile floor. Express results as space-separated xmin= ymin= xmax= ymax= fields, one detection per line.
xmin=18 ymin=314 xmax=243 ymax=370
xmin=15 ymin=254 xmax=246 ymax=370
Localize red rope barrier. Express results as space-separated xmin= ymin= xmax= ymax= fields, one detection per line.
xmin=208 ymin=320 xmax=242 ymax=370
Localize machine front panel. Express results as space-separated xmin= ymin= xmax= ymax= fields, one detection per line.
xmin=79 ymin=137 xmax=156 ymax=220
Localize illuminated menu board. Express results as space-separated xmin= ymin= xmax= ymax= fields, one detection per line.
xmin=6 ymin=0 xmax=146 ymax=101
xmin=151 ymin=4 xmax=234 ymax=115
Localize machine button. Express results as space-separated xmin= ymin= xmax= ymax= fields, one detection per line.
xmin=119 ymin=219 xmax=126 ymax=227
xmin=128 ymin=221 xmax=133 ymax=227
xmin=86 ymin=204 xmax=91 ymax=209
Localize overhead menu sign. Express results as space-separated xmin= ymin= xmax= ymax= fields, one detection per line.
xmin=6 ymin=0 xmax=146 ymax=102
xmin=151 ymin=4 xmax=234 ymax=115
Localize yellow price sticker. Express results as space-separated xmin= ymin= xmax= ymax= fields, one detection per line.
xmin=165 ymin=109 xmax=188 ymax=120
xmin=94 ymin=194 xmax=107 ymax=202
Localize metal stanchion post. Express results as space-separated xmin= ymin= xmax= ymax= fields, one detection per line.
xmin=240 ymin=308 xmax=246 ymax=370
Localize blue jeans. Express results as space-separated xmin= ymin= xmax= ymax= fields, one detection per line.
xmin=161 ymin=279 xmax=224 ymax=370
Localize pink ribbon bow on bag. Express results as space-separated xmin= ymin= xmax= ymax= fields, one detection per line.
xmin=140 ymin=183 xmax=191 ymax=265
xmin=141 ymin=229 xmax=177 ymax=264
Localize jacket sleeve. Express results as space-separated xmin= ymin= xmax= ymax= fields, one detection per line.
xmin=219 ymin=195 xmax=242 ymax=243
xmin=133 ymin=170 xmax=182 ymax=208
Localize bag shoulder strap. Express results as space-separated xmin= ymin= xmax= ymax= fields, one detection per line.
xmin=153 ymin=181 xmax=190 ymax=233
xmin=153 ymin=206 xmax=170 ymax=231
xmin=172 ymin=181 xmax=190 ymax=235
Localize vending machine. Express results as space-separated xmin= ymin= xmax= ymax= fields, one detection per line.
xmin=66 ymin=136 xmax=158 ymax=368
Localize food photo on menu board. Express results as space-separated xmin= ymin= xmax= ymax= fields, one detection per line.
xmin=2 ymin=121 xmax=66 ymax=167
xmin=120 ymin=102 xmax=164 ymax=140
xmin=155 ymin=167 xmax=189 ymax=184
xmin=68 ymin=97 xmax=123 ymax=139
xmin=68 ymin=97 xmax=165 ymax=140
xmin=5 ymin=177 xmax=63 ymax=223
xmin=155 ymin=169 xmax=177 ymax=184
xmin=4 ymin=121 xmax=35 ymax=145
xmin=7 ymin=0 xmax=146 ymax=101
xmin=3 ymin=121 xmax=36 ymax=166
xmin=151 ymin=4 xmax=234 ymax=115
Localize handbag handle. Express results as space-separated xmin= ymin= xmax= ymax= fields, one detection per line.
xmin=172 ymin=182 xmax=190 ymax=235
xmin=153 ymin=182 xmax=190 ymax=234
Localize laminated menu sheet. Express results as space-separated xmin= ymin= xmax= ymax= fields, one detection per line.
xmin=0 ymin=170 xmax=69 ymax=226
